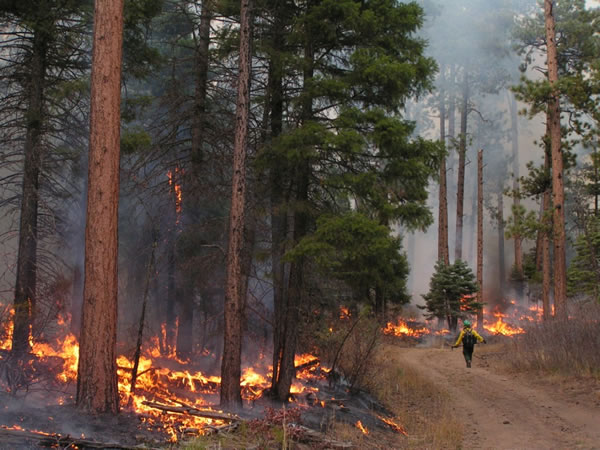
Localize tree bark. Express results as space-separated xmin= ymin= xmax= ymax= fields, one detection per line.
xmin=12 ymin=24 xmax=47 ymax=356
xmin=509 ymin=92 xmax=524 ymax=279
xmin=545 ymin=0 xmax=567 ymax=320
xmin=542 ymin=118 xmax=552 ymax=321
xmin=130 ymin=240 xmax=156 ymax=393
xmin=76 ymin=0 xmax=124 ymax=414
xmin=438 ymin=76 xmax=449 ymax=266
xmin=448 ymin=65 xmax=456 ymax=145
xmin=455 ymin=74 xmax=469 ymax=262
xmin=221 ymin=0 xmax=253 ymax=409
xmin=477 ymin=150 xmax=483 ymax=330
xmin=269 ymin=0 xmax=288 ymax=391
xmin=497 ymin=185 xmax=506 ymax=292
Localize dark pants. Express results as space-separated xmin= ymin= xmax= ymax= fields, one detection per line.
xmin=463 ymin=345 xmax=474 ymax=367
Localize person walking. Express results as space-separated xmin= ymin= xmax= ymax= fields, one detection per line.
xmin=452 ymin=320 xmax=486 ymax=368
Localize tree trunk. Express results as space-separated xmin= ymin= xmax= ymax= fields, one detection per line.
xmin=165 ymin=244 xmax=177 ymax=354
xmin=467 ymin=174 xmax=477 ymax=264
xmin=545 ymin=0 xmax=567 ymax=320
xmin=221 ymin=0 xmax=252 ymax=409
xmin=272 ymin=7 xmax=314 ymax=402
xmin=176 ymin=284 xmax=194 ymax=360
xmin=448 ymin=65 xmax=456 ymax=145
xmin=509 ymin=92 xmax=524 ymax=279
xmin=190 ymin=0 xmax=213 ymax=169
xmin=477 ymin=150 xmax=483 ymax=330
xmin=497 ymin=185 xmax=506 ymax=293
xmin=76 ymin=0 xmax=124 ymax=414
xmin=130 ymin=241 xmax=156 ymax=393
xmin=269 ymin=0 xmax=288 ymax=391
xmin=438 ymin=78 xmax=449 ymax=266
xmin=455 ymin=74 xmax=469 ymax=262
xmin=12 ymin=26 xmax=47 ymax=356
xmin=542 ymin=118 xmax=552 ymax=321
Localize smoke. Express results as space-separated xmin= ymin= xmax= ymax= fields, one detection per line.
xmin=404 ymin=0 xmax=554 ymax=313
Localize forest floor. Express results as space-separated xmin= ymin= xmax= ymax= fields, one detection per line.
xmin=395 ymin=342 xmax=600 ymax=450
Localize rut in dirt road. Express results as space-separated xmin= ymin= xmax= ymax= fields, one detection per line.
xmin=398 ymin=346 xmax=600 ymax=450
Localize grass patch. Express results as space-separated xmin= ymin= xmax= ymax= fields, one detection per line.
xmin=505 ymin=302 xmax=600 ymax=377
xmin=328 ymin=344 xmax=464 ymax=449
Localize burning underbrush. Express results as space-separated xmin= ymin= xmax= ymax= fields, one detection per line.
xmin=383 ymin=299 xmax=547 ymax=343
xmin=0 ymin=307 xmax=409 ymax=447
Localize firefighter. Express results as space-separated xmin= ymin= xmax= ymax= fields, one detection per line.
xmin=452 ymin=320 xmax=486 ymax=368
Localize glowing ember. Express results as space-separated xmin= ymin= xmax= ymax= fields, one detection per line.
xmin=383 ymin=319 xmax=430 ymax=338
xmin=356 ymin=420 xmax=369 ymax=435
xmin=339 ymin=306 xmax=350 ymax=319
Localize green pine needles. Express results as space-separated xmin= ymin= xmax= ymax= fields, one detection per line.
xmin=420 ymin=259 xmax=482 ymax=330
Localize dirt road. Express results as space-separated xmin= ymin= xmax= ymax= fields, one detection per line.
xmin=397 ymin=345 xmax=600 ymax=450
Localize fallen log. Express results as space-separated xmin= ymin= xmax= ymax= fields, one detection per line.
xmin=141 ymin=401 xmax=241 ymax=422
xmin=0 ymin=427 xmax=146 ymax=449
xmin=295 ymin=358 xmax=320 ymax=372
xmin=203 ymin=422 xmax=240 ymax=436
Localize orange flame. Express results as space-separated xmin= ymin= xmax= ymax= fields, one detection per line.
xmin=356 ymin=420 xmax=369 ymax=435
xmin=378 ymin=415 xmax=408 ymax=436
xmin=383 ymin=319 xmax=430 ymax=338
xmin=167 ymin=167 xmax=183 ymax=225
xmin=0 ymin=309 xmax=328 ymax=441
xmin=483 ymin=310 xmax=524 ymax=336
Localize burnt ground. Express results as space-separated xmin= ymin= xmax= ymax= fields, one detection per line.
xmin=0 ymin=395 xmax=167 ymax=449
xmin=0 ymin=368 xmax=402 ymax=449
xmin=396 ymin=344 xmax=600 ymax=449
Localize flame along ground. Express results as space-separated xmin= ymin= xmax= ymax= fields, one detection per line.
xmin=0 ymin=300 xmax=543 ymax=440
xmin=383 ymin=301 xmax=546 ymax=338
xmin=0 ymin=309 xmax=324 ymax=441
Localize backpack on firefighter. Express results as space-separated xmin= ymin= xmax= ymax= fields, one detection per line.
xmin=462 ymin=328 xmax=476 ymax=350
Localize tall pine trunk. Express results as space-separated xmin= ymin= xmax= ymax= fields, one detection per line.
xmin=438 ymin=76 xmax=449 ymax=265
xmin=509 ymin=92 xmax=524 ymax=279
xmin=272 ymin=9 xmax=314 ymax=401
xmin=455 ymin=74 xmax=469 ymax=261
xmin=545 ymin=0 xmax=567 ymax=320
xmin=76 ymin=0 xmax=124 ymax=414
xmin=542 ymin=119 xmax=552 ymax=320
xmin=12 ymin=27 xmax=47 ymax=356
xmin=221 ymin=0 xmax=253 ymax=408
xmin=191 ymin=0 xmax=212 ymax=169
xmin=497 ymin=186 xmax=506 ymax=293
xmin=477 ymin=150 xmax=483 ymax=329
xmin=269 ymin=0 xmax=289 ymax=392
xmin=165 ymin=244 xmax=177 ymax=354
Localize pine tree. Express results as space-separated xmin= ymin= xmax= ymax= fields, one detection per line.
xmin=76 ymin=0 xmax=124 ymax=414
xmin=221 ymin=0 xmax=253 ymax=410
xmin=567 ymin=216 xmax=600 ymax=302
xmin=420 ymin=259 xmax=481 ymax=331
xmin=259 ymin=0 xmax=441 ymax=401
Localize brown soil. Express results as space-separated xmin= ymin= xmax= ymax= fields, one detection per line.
xmin=396 ymin=344 xmax=600 ymax=450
